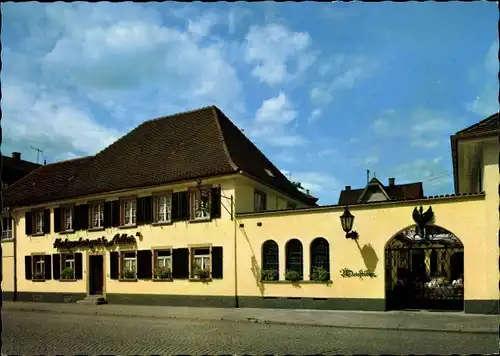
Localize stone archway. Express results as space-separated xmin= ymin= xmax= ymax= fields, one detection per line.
xmin=385 ymin=225 xmax=464 ymax=311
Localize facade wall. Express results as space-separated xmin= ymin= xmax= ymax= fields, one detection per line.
xmin=234 ymin=176 xmax=307 ymax=214
xmin=235 ymin=195 xmax=496 ymax=311
xmin=7 ymin=177 xmax=238 ymax=303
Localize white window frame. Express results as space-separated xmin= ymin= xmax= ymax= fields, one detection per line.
xmin=190 ymin=247 xmax=212 ymax=279
xmin=34 ymin=211 xmax=44 ymax=234
xmin=61 ymin=253 xmax=75 ymax=279
xmin=156 ymin=195 xmax=172 ymax=223
xmin=32 ymin=254 xmax=45 ymax=280
xmin=121 ymin=251 xmax=137 ymax=279
xmin=153 ymin=249 xmax=172 ymax=279
xmin=190 ymin=189 xmax=211 ymax=221
xmin=91 ymin=203 xmax=104 ymax=228
xmin=122 ymin=200 xmax=137 ymax=226
xmin=254 ymin=190 xmax=266 ymax=212
xmin=2 ymin=217 xmax=13 ymax=240
xmin=62 ymin=207 xmax=73 ymax=231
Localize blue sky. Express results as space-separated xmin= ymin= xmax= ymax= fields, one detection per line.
xmin=2 ymin=2 xmax=498 ymax=205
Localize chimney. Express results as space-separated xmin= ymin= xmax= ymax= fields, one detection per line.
xmin=388 ymin=177 xmax=395 ymax=187
xmin=345 ymin=185 xmax=351 ymax=191
xmin=306 ymin=189 xmax=310 ymax=195
xmin=12 ymin=152 xmax=21 ymax=161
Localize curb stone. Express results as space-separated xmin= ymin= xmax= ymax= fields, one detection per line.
xmin=6 ymin=306 xmax=497 ymax=335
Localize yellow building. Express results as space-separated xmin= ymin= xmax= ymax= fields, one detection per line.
xmin=1 ymin=107 xmax=498 ymax=315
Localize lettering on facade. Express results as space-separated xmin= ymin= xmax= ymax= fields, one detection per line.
xmin=340 ymin=268 xmax=377 ymax=279
xmin=53 ymin=233 xmax=137 ymax=249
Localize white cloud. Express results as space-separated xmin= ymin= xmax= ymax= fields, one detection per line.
xmin=281 ymin=170 xmax=341 ymax=197
xmin=32 ymin=3 xmax=245 ymax=125
xmin=256 ymin=93 xmax=297 ymax=123
xmin=2 ymin=3 xmax=249 ymax=162
xmin=308 ymin=108 xmax=322 ymax=122
xmin=466 ymin=40 xmax=499 ymax=117
xmin=370 ymin=108 xmax=461 ymax=149
xmin=364 ymin=155 xmax=379 ymax=166
xmin=250 ymin=93 xmax=306 ymax=148
xmin=2 ymin=79 xmax=122 ymax=162
xmin=244 ymin=23 xmax=316 ymax=86
xmin=392 ymin=157 xmax=452 ymax=189
xmin=187 ymin=13 xmax=219 ymax=40
xmin=310 ymin=54 xmax=377 ymax=106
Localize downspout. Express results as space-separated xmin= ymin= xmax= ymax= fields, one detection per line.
xmin=13 ymin=212 xmax=17 ymax=302
xmin=232 ymin=194 xmax=239 ymax=308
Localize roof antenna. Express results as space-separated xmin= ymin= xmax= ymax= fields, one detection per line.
xmin=30 ymin=146 xmax=44 ymax=164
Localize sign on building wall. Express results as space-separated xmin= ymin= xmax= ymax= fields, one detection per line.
xmin=340 ymin=268 xmax=377 ymax=278
xmin=53 ymin=233 xmax=138 ymax=249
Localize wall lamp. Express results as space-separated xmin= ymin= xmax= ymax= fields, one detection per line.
xmin=340 ymin=206 xmax=359 ymax=240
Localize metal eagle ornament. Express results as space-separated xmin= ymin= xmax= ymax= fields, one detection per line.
xmin=412 ymin=206 xmax=434 ymax=241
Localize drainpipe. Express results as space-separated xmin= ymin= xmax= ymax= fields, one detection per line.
xmin=13 ymin=213 xmax=17 ymax=302
xmin=232 ymin=194 xmax=239 ymax=308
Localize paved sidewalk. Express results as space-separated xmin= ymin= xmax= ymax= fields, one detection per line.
xmin=3 ymin=301 xmax=498 ymax=334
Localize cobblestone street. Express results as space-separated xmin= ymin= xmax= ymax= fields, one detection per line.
xmin=2 ymin=310 xmax=497 ymax=355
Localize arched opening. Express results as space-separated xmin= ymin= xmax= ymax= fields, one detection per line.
xmin=385 ymin=224 xmax=464 ymax=311
xmin=285 ymin=239 xmax=303 ymax=280
xmin=261 ymin=240 xmax=279 ymax=281
xmin=310 ymin=237 xmax=330 ymax=281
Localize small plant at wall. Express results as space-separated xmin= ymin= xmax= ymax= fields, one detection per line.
xmin=311 ymin=266 xmax=329 ymax=282
xmin=61 ymin=267 xmax=74 ymax=280
xmin=192 ymin=265 xmax=210 ymax=279
xmin=33 ymin=271 xmax=44 ymax=280
xmin=261 ymin=268 xmax=278 ymax=281
xmin=123 ymin=269 xmax=136 ymax=279
xmin=285 ymin=270 xmax=301 ymax=282
xmin=154 ymin=266 xmax=172 ymax=280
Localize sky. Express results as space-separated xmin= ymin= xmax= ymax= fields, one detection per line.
xmin=1 ymin=2 xmax=498 ymax=205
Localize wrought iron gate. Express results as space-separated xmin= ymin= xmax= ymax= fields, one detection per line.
xmin=385 ymin=227 xmax=464 ymax=311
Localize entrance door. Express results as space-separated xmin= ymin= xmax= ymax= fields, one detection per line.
xmin=385 ymin=227 xmax=464 ymax=312
xmin=89 ymin=255 xmax=104 ymax=295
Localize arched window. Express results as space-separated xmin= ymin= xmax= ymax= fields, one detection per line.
xmin=285 ymin=239 xmax=303 ymax=280
xmin=261 ymin=240 xmax=279 ymax=280
xmin=310 ymin=237 xmax=329 ymax=280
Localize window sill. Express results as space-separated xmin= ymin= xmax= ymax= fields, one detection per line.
xmin=152 ymin=221 xmax=173 ymax=227
xmin=88 ymin=227 xmax=105 ymax=232
xmin=59 ymin=230 xmax=75 ymax=235
xmin=1 ymin=238 xmax=14 ymax=243
xmin=32 ymin=279 xmax=46 ymax=282
xmin=152 ymin=278 xmax=173 ymax=282
xmin=118 ymin=224 xmax=137 ymax=230
xmin=30 ymin=232 xmax=45 ymax=237
xmin=189 ymin=278 xmax=212 ymax=282
xmin=119 ymin=278 xmax=138 ymax=282
xmin=188 ymin=217 xmax=211 ymax=224
xmin=59 ymin=279 xmax=77 ymax=282
xmin=262 ymin=280 xmax=333 ymax=284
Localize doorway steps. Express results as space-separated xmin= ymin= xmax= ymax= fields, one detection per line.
xmin=77 ymin=295 xmax=108 ymax=305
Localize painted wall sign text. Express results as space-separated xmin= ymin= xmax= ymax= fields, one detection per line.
xmin=53 ymin=233 xmax=137 ymax=249
xmin=340 ymin=268 xmax=377 ymax=278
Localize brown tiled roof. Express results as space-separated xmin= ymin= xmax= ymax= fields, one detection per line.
xmin=1 ymin=155 xmax=41 ymax=172
xmin=454 ymin=112 xmax=499 ymax=136
xmin=338 ymin=180 xmax=424 ymax=205
xmin=3 ymin=157 xmax=92 ymax=207
xmin=4 ymin=106 xmax=316 ymax=208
